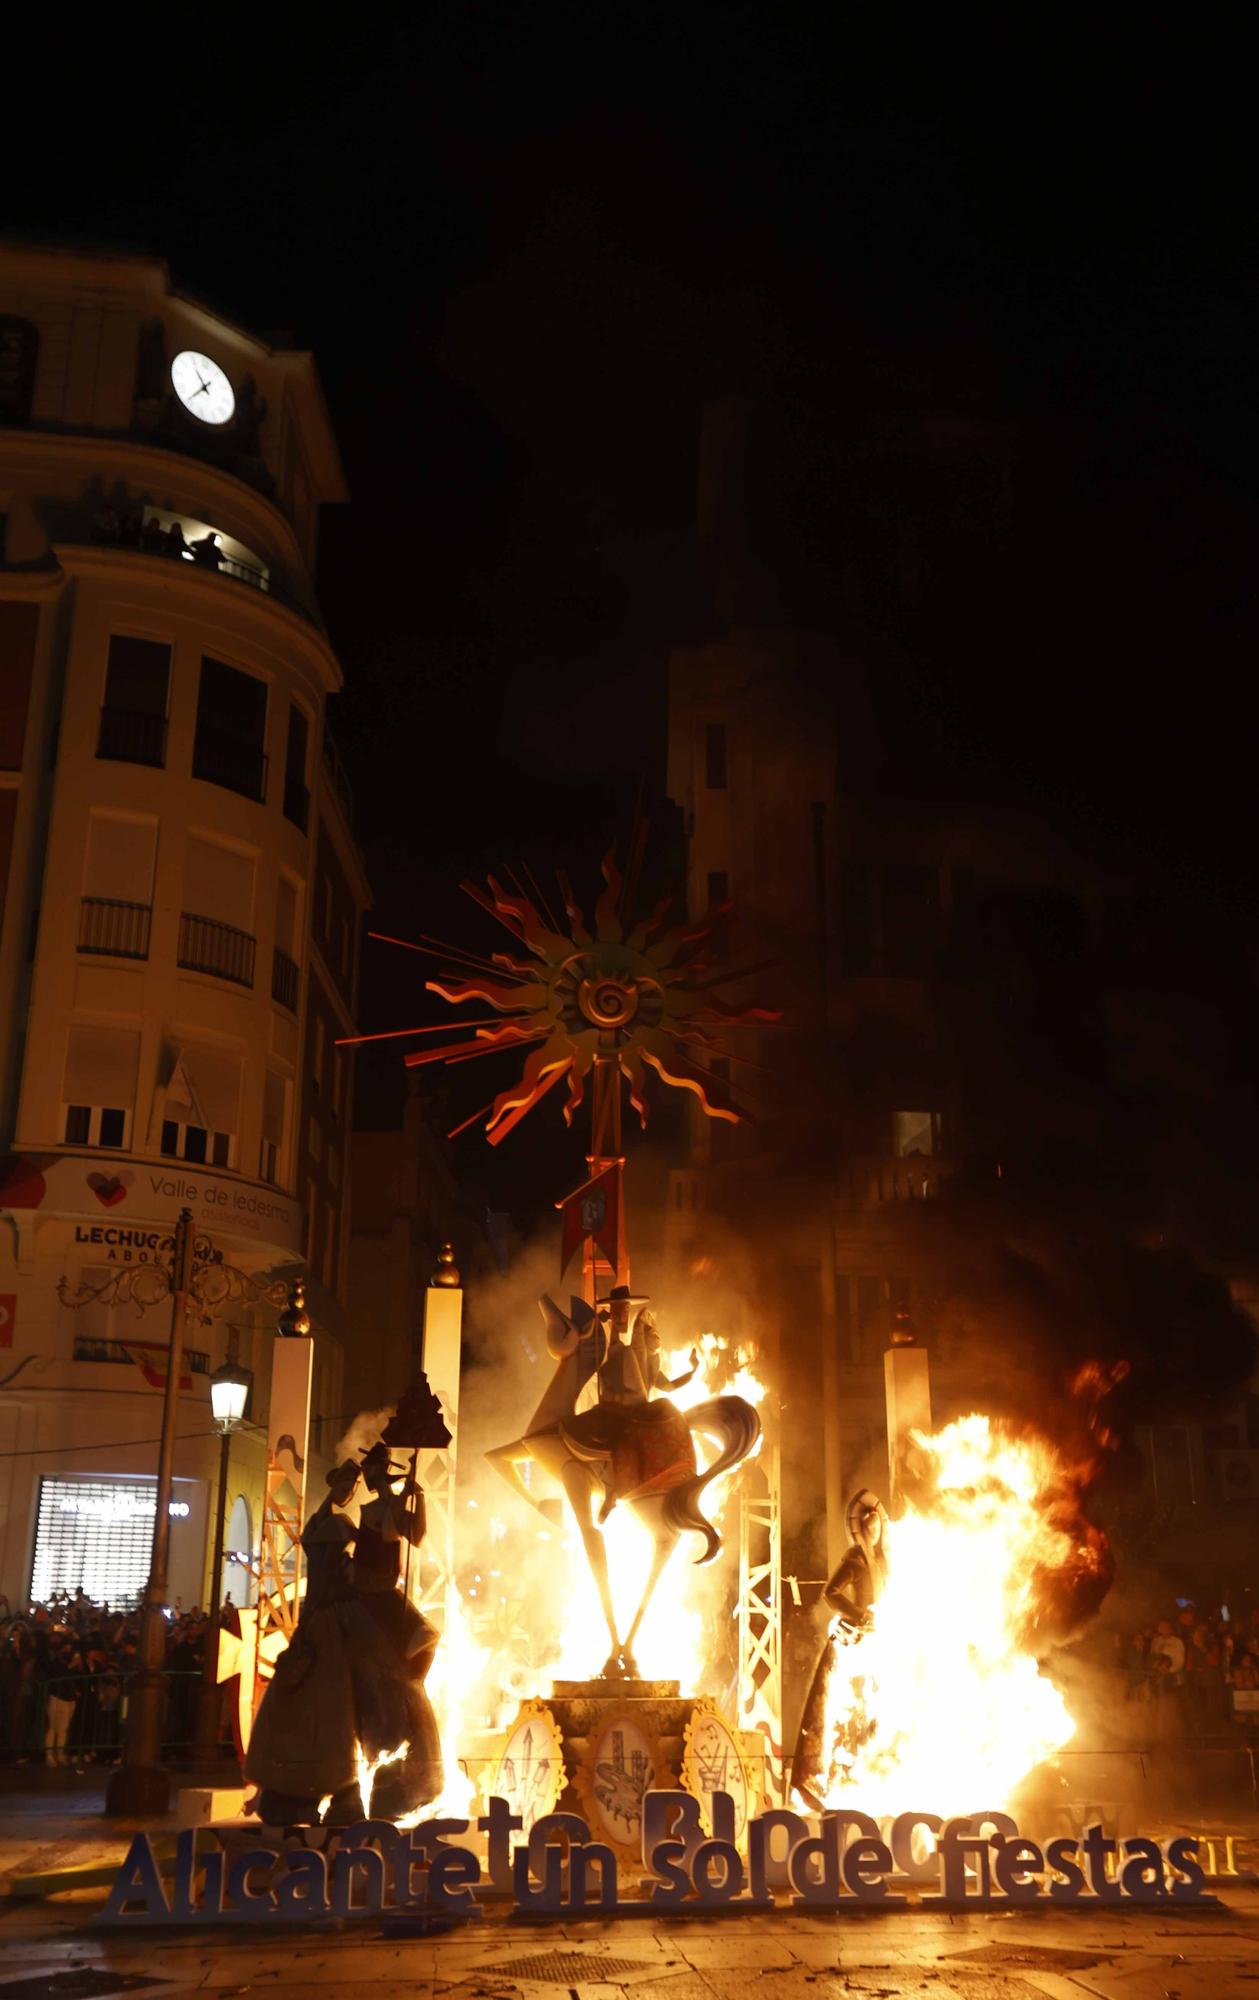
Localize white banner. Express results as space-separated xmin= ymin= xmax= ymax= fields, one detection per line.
xmin=0 ymin=1151 xmax=301 ymax=1256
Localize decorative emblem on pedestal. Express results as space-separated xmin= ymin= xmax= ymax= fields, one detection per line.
xmin=681 ymin=1699 xmax=756 ymax=1843
xmin=492 ymin=1699 xmax=566 ymax=1831
xmin=573 ymin=1701 xmax=676 ymax=1860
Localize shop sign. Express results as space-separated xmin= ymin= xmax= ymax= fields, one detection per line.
xmin=104 ymin=1793 xmax=1214 ymax=1925
xmin=0 ymin=1153 xmax=300 ymax=1254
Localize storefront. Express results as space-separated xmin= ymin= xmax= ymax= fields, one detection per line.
xmin=27 ymin=1472 xmax=205 ymax=1611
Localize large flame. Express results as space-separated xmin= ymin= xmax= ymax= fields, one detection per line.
xmin=815 ymin=1414 xmax=1087 ymax=1816
xmin=447 ymin=1334 xmax=764 ymax=1726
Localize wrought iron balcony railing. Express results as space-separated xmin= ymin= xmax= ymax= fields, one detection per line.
xmin=178 ymin=910 xmax=256 ymax=988
xmin=96 ymin=706 xmax=166 ymax=769
xmin=191 ymin=724 xmax=267 ymax=804
xmin=78 ymin=897 xmax=152 ymax=960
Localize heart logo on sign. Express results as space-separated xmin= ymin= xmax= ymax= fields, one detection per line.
xmin=87 ymin=1171 xmax=134 ymax=1209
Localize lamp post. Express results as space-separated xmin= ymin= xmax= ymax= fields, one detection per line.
xmin=193 ymin=1356 xmax=251 ymax=1759
xmin=106 ymin=1207 xmax=194 ymax=1818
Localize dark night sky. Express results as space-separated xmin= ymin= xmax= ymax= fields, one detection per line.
xmin=7 ymin=9 xmax=1257 ymax=1170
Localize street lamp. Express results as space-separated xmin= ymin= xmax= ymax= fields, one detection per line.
xmin=193 ymin=1357 xmax=251 ymax=1759
xmin=210 ymin=1358 xmax=251 ymax=1432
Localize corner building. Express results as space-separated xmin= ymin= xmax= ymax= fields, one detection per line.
xmin=0 ymin=242 xmax=367 ymax=1614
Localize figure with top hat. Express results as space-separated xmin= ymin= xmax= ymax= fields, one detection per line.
xmin=486 ymin=1283 xmax=759 ymax=1680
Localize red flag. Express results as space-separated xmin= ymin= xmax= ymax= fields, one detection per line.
xmin=120 ymin=1340 xmax=193 ymax=1391
xmin=0 ymin=1294 xmax=14 ymax=1349
xmin=557 ymin=1165 xmax=620 ymax=1278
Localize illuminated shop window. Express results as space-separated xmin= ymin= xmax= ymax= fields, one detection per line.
xmin=29 ymin=1477 xmax=191 ymax=1609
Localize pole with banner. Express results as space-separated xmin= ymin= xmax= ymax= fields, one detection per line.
xmin=106 ymin=1206 xmax=194 ymax=1818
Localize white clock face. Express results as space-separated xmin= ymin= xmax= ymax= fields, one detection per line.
xmin=171 ymin=350 xmax=235 ymax=426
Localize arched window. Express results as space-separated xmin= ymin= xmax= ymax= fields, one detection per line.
xmin=0 ymin=317 xmax=38 ymax=426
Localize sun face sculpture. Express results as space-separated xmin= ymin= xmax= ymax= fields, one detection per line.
xmin=400 ymin=850 xmax=778 ymax=1144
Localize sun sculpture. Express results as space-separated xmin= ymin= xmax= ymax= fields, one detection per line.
xmin=390 ymin=848 xmax=779 ymax=1150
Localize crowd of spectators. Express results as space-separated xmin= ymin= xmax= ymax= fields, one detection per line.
xmin=0 ymin=1588 xmax=222 ymax=1769
xmin=1115 ymin=1598 xmax=1259 ymax=1739
xmin=91 ymin=501 xmax=229 ymax=571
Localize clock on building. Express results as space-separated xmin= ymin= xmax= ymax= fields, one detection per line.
xmin=171 ymin=350 xmax=235 ymax=426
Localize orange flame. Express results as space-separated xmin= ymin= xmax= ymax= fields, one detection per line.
xmin=815 ymin=1413 xmax=1108 ymax=1815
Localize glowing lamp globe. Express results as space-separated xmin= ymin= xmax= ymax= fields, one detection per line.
xmin=210 ymin=1359 xmax=250 ymax=1433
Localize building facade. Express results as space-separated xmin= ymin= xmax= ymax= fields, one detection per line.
xmin=666 ymin=399 xmax=1259 ymax=1692
xmin=0 ymin=242 xmax=367 ymax=1616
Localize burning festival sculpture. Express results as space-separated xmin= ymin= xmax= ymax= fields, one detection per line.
xmin=358 ymin=849 xmax=774 ymax=1690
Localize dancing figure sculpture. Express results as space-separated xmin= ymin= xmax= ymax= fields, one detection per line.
xmin=488 ymin=1286 xmax=760 ymax=1678
xmin=245 ymin=1373 xmax=449 ymax=1826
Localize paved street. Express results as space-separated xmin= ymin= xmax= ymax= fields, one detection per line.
xmin=1 ymin=1780 xmax=1257 ymax=2000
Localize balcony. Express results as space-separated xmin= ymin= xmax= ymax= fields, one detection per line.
xmin=271 ymin=945 xmax=300 ymax=1012
xmin=178 ymin=911 xmax=256 ymax=988
xmin=74 ymin=1337 xmax=209 ymax=1374
xmin=78 ymin=897 xmax=151 ymax=960
xmin=192 ymin=724 xmax=267 ymax=805
xmin=97 ymin=706 xmax=166 ymax=769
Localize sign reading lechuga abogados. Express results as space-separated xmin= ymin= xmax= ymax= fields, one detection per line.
xmin=105 ymin=1793 xmax=1214 ymax=1923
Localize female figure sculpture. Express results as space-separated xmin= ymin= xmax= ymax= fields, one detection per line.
xmin=790 ymin=1487 xmax=889 ymax=1810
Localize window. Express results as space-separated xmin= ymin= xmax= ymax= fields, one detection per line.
xmin=882 ymin=863 xmax=941 ymax=978
xmin=283 ymin=705 xmax=310 ymax=833
xmin=308 ymin=1115 xmax=322 ymax=1161
xmin=0 ymin=602 xmax=39 ymax=768
xmin=312 ymin=1013 xmax=326 ymax=1096
xmin=261 ymin=1070 xmax=287 ymax=1186
xmin=893 ymin=1109 xmax=940 ymax=1158
xmin=840 ymin=860 xmax=876 ymax=974
xmin=80 ymin=813 xmax=157 ymax=960
xmin=706 ymin=870 xmax=730 ymax=958
xmin=705 ymin=722 xmax=728 ymax=790
xmin=161 ymin=1121 xmax=233 ymax=1167
xmin=98 ymin=637 xmax=169 ymax=768
xmin=0 ymin=317 xmax=38 ymax=427
xmin=29 ymin=1477 xmax=196 ymax=1610
xmin=61 ymin=1026 xmax=139 ymax=1150
xmin=158 ymin=1045 xmax=240 ymax=1168
xmin=855 ymin=1275 xmax=886 ymax=1358
xmin=193 ymin=657 xmax=267 ymax=802
xmin=180 ymin=838 xmax=257 ymax=986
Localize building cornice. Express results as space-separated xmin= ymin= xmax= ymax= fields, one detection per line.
xmin=51 ymin=543 xmax=344 ymax=695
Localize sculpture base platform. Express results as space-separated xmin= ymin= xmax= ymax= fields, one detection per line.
xmin=500 ymin=1677 xmax=703 ymax=1856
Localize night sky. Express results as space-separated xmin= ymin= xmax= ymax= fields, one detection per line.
xmin=9 ymin=10 xmax=1256 ymax=1183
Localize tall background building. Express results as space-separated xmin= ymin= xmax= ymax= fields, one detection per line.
xmin=667 ymin=397 xmax=1259 ymax=1727
xmin=0 ymin=242 xmax=367 ymax=1615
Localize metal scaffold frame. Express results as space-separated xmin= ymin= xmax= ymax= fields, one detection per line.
xmin=737 ymin=1434 xmax=782 ymax=1799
